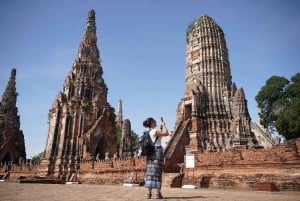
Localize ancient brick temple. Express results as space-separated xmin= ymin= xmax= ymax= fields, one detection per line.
xmin=0 ymin=68 xmax=26 ymax=164
xmin=164 ymin=15 xmax=273 ymax=172
xmin=0 ymin=12 xmax=299 ymax=191
xmin=115 ymin=100 xmax=134 ymax=158
xmin=115 ymin=99 xmax=123 ymax=128
xmin=119 ymin=119 xmax=134 ymax=157
xmin=40 ymin=9 xmax=116 ymax=178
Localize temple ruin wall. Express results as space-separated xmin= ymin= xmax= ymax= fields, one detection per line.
xmin=1 ymin=139 xmax=299 ymax=191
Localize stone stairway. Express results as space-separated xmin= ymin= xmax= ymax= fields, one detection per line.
xmin=164 ymin=119 xmax=190 ymax=173
xmin=165 ymin=120 xmax=190 ymax=159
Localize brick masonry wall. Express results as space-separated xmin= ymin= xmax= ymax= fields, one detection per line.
xmin=78 ymin=156 xmax=147 ymax=184
xmin=0 ymin=164 xmax=40 ymax=180
xmin=184 ymin=138 xmax=300 ymax=191
xmin=1 ymin=139 xmax=299 ymax=191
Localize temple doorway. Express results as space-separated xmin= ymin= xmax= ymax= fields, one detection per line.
xmin=95 ymin=137 xmax=107 ymax=160
xmin=184 ymin=104 xmax=192 ymax=120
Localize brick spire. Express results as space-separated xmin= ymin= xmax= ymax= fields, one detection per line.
xmin=0 ymin=68 xmax=26 ymax=164
xmin=77 ymin=9 xmax=100 ymax=63
xmin=115 ymin=99 xmax=123 ymax=128
xmin=40 ymin=10 xmax=116 ymax=178
xmin=1 ymin=68 xmax=17 ymax=108
xmin=165 ymin=15 xmax=257 ymax=171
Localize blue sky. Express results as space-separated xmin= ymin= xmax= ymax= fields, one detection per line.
xmin=0 ymin=0 xmax=299 ymax=158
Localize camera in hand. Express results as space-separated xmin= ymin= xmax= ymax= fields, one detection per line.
xmin=160 ymin=117 xmax=164 ymax=130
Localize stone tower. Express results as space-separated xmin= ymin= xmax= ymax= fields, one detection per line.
xmin=165 ymin=15 xmax=257 ymax=171
xmin=0 ymin=68 xmax=26 ymax=164
xmin=115 ymin=99 xmax=123 ymax=128
xmin=119 ymin=119 xmax=133 ymax=157
xmin=40 ymin=9 xmax=116 ymax=178
xmin=178 ymin=14 xmax=257 ymax=151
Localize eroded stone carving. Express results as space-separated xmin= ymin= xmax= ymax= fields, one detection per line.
xmin=0 ymin=69 xmax=26 ymax=165
xmin=165 ymin=15 xmax=273 ymax=172
xmin=40 ymin=10 xmax=116 ymax=178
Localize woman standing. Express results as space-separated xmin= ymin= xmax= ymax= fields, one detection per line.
xmin=143 ymin=117 xmax=169 ymax=199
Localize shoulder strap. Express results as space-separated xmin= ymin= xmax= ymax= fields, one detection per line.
xmin=153 ymin=136 xmax=158 ymax=144
xmin=147 ymin=129 xmax=159 ymax=144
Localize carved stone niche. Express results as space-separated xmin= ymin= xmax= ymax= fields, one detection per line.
xmin=191 ymin=50 xmax=200 ymax=60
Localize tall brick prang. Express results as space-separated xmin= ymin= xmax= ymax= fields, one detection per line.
xmin=40 ymin=9 xmax=116 ymax=178
xmin=164 ymin=15 xmax=273 ymax=172
xmin=119 ymin=119 xmax=133 ymax=157
xmin=0 ymin=68 xmax=26 ymax=164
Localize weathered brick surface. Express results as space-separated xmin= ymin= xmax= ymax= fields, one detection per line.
xmin=188 ymin=138 xmax=300 ymax=191
xmin=0 ymin=69 xmax=26 ymax=164
xmin=78 ymin=156 xmax=147 ymax=184
xmin=1 ymin=139 xmax=299 ymax=191
xmin=0 ymin=164 xmax=40 ymax=180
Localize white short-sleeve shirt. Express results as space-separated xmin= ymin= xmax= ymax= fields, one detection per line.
xmin=149 ymin=128 xmax=162 ymax=146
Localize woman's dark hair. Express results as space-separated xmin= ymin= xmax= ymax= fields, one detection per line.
xmin=143 ymin=117 xmax=155 ymax=128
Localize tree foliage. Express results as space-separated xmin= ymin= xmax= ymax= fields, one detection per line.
xmin=115 ymin=125 xmax=139 ymax=153
xmin=255 ymin=73 xmax=300 ymax=140
xmin=116 ymin=125 xmax=122 ymax=146
xmin=130 ymin=130 xmax=139 ymax=151
xmin=31 ymin=152 xmax=44 ymax=164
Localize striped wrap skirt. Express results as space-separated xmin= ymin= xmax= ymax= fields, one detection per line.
xmin=145 ymin=146 xmax=164 ymax=189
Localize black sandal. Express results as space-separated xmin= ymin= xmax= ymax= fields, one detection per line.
xmin=156 ymin=192 xmax=163 ymax=199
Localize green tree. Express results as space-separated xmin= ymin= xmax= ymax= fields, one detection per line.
xmin=116 ymin=125 xmax=122 ymax=146
xmin=130 ymin=130 xmax=139 ymax=152
xmin=255 ymin=73 xmax=300 ymax=140
xmin=31 ymin=152 xmax=44 ymax=165
xmin=115 ymin=125 xmax=139 ymax=153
